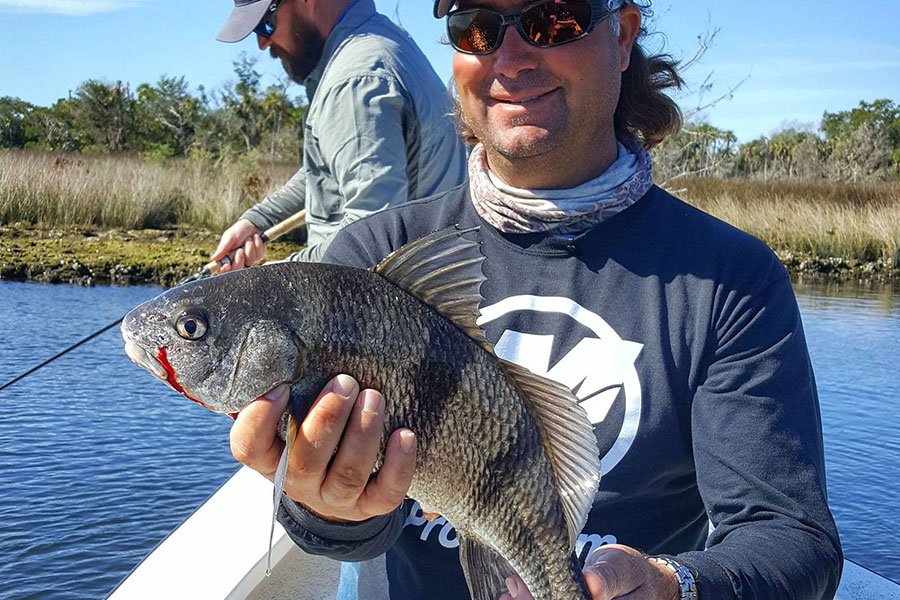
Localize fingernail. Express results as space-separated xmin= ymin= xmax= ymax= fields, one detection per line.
xmin=505 ymin=576 xmax=519 ymax=598
xmin=584 ymin=547 xmax=611 ymax=573
xmin=360 ymin=390 xmax=382 ymax=413
xmin=399 ymin=430 xmax=415 ymax=453
xmin=264 ymin=384 xmax=289 ymax=402
xmin=332 ymin=374 xmax=357 ymax=398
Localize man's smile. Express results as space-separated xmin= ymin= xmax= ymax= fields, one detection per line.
xmin=491 ymin=88 xmax=558 ymax=104
xmin=487 ymin=87 xmax=561 ymax=110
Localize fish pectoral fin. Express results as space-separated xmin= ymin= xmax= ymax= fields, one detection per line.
xmin=267 ymin=414 xmax=296 ymax=576
xmin=500 ymin=359 xmax=602 ymax=549
xmin=458 ymin=534 xmax=515 ymax=600
xmin=288 ymin=375 xmax=331 ymax=424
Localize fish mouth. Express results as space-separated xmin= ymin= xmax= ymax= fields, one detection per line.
xmin=124 ymin=340 xmax=168 ymax=381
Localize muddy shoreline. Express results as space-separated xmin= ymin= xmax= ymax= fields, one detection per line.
xmin=0 ymin=225 xmax=303 ymax=287
xmin=1 ymin=225 xmax=896 ymax=287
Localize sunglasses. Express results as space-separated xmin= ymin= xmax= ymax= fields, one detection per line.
xmin=253 ymin=0 xmax=283 ymax=38
xmin=447 ymin=0 xmax=621 ymax=55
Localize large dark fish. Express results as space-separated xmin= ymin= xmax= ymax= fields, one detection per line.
xmin=120 ymin=227 xmax=600 ymax=600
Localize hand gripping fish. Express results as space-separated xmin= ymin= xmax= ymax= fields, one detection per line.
xmin=121 ymin=226 xmax=600 ymax=600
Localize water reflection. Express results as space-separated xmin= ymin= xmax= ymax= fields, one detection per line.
xmin=794 ymin=278 xmax=900 ymax=314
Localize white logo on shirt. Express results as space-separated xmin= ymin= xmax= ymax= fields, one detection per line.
xmin=404 ymin=503 xmax=619 ymax=560
xmin=478 ymin=295 xmax=643 ymax=476
xmin=403 ymin=502 xmax=460 ymax=549
xmin=575 ymin=532 xmax=618 ymax=564
xmin=405 ymin=296 xmax=642 ymax=551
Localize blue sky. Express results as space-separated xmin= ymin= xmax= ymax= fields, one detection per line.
xmin=1 ymin=0 xmax=898 ymax=142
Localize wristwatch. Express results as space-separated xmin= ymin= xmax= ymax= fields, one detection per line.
xmin=649 ymin=556 xmax=698 ymax=600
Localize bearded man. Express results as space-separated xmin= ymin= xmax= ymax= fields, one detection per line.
xmin=230 ymin=1 xmax=844 ymax=598
xmin=212 ymin=0 xmax=467 ymax=268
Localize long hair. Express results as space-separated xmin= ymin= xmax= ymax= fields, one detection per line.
xmin=613 ymin=3 xmax=684 ymax=149
xmin=452 ymin=1 xmax=684 ymax=150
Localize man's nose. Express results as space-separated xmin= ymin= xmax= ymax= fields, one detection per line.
xmin=257 ymin=34 xmax=273 ymax=51
xmin=491 ymin=27 xmax=540 ymax=78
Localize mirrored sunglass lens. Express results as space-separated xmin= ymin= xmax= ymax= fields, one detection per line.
xmin=257 ymin=24 xmax=272 ymax=36
xmin=448 ymin=11 xmax=503 ymax=53
xmin=521 ymin=0 xmax=592 ymax=46
xmin=254 ymin=3 xmax=278 ymax=37
xmin=254 ymin=21 xmax=275 ymax=37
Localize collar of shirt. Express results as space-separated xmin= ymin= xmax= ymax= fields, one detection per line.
xmin=302 ymin=0 xmax=377 ymax=101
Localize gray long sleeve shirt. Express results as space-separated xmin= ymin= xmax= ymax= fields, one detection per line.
xmin=240 ymin=0 xmax=467 ymax=262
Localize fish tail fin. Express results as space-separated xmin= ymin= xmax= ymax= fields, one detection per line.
xmin=267 ymin=414 xmax=297 ymax=576
xmin=458 ymin=534 xmax=515 ymax=600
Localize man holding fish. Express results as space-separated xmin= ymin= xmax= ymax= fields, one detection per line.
xmin=135 ymin=0 xmax=844 ymax=598
xmin=211 ymin=0 xmax=467 ymax=269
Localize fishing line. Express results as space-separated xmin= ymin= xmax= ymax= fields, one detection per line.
xmin=0 ymin=211 xmax=306 ymax=393
xmin=0 ymin=270 xmax=207 ymax=393
xmin=0 ymin=319 xmax=123 ymax=392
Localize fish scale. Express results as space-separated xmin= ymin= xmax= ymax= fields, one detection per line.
xmin=121 ymin=227 xmax=600 ymax=600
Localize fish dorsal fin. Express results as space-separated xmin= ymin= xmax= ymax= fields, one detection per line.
xmin=375 ymin=226 xmax=490 ymax=349
xmin=500 ymin=359 xmax=601 ymax=548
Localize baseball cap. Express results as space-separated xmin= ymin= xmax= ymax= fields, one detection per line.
xmin=217 ymin=0 xmax=273 ymax=43
xmin=433 ymin=0 xmax=454 ymax=18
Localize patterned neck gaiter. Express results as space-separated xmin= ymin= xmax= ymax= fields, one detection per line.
xmin=469 ymin=135 xmax=654 ymax=235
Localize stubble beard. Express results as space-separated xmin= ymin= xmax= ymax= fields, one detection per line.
xmin=468 ymin=73 xmax=570 ymax=160
xmin=462 ymin=89 xmax=617 ymax=187
xmin=486 ymin=116 xmax=569 ymax=160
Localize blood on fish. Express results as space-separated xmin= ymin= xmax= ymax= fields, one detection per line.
xmin=157 ymin=347 xmax=236 ymax=418
xmin=157 ymin=347 xmax=207 ymax=408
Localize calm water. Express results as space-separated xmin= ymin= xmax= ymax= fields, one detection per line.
xmin=793 ymin=280 xmax=900 ymax=586
xmin=0 ymin=279 xmax=898 ymax=598
xmin=0 ymin=282 xmax=238 ymax=600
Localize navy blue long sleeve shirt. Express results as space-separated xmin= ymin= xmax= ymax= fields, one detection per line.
xmin=276 ymin=184 xmax=842 ymax=599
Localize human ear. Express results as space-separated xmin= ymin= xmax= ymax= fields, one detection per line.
xmin=617 ymin=5 xmax=642 ymax=71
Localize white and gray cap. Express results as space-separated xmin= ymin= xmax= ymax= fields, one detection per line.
xmin=433 ymin=0 xmax=625 ymax=19
xmin=217 ymin=0 xmax=272 ymax=43
xmin=433 ymin=0 xmax=455 ymax=18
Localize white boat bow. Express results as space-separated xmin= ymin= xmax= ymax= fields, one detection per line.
xmin=107 ymin=466 xmax=900 ymax=600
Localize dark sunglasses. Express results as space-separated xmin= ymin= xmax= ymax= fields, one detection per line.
xmin=447 ymin=0 xmax=620 ymax=55
xmin=253 ymin=0 xmax=283 ymax=38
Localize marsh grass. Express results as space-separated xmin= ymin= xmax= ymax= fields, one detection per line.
xmin=0 ymin=150 xmax=296 ymax=232
xmin=1 ymin=151 xmax=898 ymax=268
xmin=672 ymin=178 xmax=900 ymax=267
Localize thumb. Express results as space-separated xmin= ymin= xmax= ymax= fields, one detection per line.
xmin=583 ymin=571 xmax=608 ymax=600
xmin=211 ymin=232 xmax=236 ymax=262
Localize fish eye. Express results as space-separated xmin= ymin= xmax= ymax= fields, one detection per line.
xmin=175 ymin=313 xmax=208 ymax=341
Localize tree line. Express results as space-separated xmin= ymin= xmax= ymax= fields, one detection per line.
xmin=654 ymin=99 xmax=900 ymax=183
xmin=0 ymin=54 xmax=306 ymax=164
xmin=1 ymin=57 xmax=897 ymax=184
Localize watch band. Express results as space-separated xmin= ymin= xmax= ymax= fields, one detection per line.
xmin=649 ymin=556 xmax=699 ymax=600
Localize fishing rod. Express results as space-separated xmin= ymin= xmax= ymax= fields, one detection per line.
xmin=0 ymin=210 xmax=307 ymax=393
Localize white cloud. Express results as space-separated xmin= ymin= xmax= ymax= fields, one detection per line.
xmin=0 ymin=0 xmax=154 ymax=16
